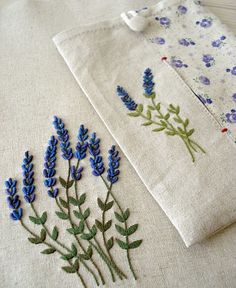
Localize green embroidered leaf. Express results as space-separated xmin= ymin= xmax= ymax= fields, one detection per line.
xmin=165 ymin=130 xmax=176 ymax=136
xmin=127 ymin=112 xmax=140 ymax=117
xmin=184 ymin=119 xmax=189 ymax=127
xmin=123 ymin=208 xmax=130 ymax=220
xmin=128 ymin=239 xmax=143 ymax=249
xmin=67 ymin=222 xmax=84 ymax=235
xmin=116 ymin=238 xmax=129 ymax=250
xmin=177 ymin=127 xmax=185 ymax=134
xmin=104 ymin=220 xmax=112 ymax=231
xmin=81 ymin=225 xmax=96 ymax=240
xmin=62 ymin=266 xmax=76 ymax=273
xmin=146 ymin=110 xmax=151 ymax=120
xmin=28 ymin=237 xmax=42 ymax=244
xmin=142 ymin=121 xmax=152 ymax=126
xmin=73 ymin=210 xmax=83 ymax=220
xmin=95 ymin=219 xmax=104 ymax=232
xmin=148 ymin=105 xmax=155 ymax=111
xmin=164 ymin=113 xmax=170 ymax=120
xmin=115 ymin=224 xmax=127 ymax=236
xmin=59 ymin=177 xmax=67 ymax=188
xmin=187 ymin=129 xmax=194 ymax=137
xmin=29 ymin=215 xmax=41 ymax=225
xmin=79 ymin=245 xmax=93 ymax=260
xmin=107 ymin=237 xmax=114 ymax=250
xmin=160 ymin=120 xmax=167 ymax=127
xmin=61 ymin=253 xmax=74 ymax=261
xmin=73 ymin=259 xmax=80 ymax=271
xmin=156 ymin=102 xmax=161 ymax=110
xmin=59 ymin=197 xmax=69 ymax=209
xmin=153 ymin=127 xmax=165 ymax=132
xmin=40 ymin=212 xmax=47 ymax=224
xmin=40 ymin=228 xmax=47 ymax=241
xmin=87 ymin=245 xmax=93 ymax=258
xmin=176 ymin=106 xmax=180 ymax=114
xmin=55 ymin=211 xmax=69 ymax=220
xmin=78 ymin=193 xmax=86 ymax=205
xmin=41 ymin=248 xmax=56 ymax=254
xmin=173 ymin=117 xmax=182 ymax=124
xmin=127 ymin=224 xmax=138 ymax=235
xmin=105 ymin=200 xmax=114 ymax=211
xmin=71 ymin=244 xmax=77 ymax=256
xmin=136 ymin=104 xmax=143 ymax=113
xmin=83 ymin=208 xmax=90 ymax=220
xmin=97 ymin=197 xmax=105 ymax=211
xmin=91 ymin=224 xmax=97 ymax=236
xmin=67 ymin=180 xmax=74 ymax=189
xmin=52 ymin=226 xmax=59 ymax=241
xmin=114 ymin=212 xmax=124 ymax=223
xmin=68 ymin=196 xmax=78 ymax=206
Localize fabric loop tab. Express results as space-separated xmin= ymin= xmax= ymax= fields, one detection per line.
xmin=121 ymin=11 xmax=149 ymax=32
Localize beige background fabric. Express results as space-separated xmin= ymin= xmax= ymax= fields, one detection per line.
xmin=1 ymin=0 xmax=236 ymax=287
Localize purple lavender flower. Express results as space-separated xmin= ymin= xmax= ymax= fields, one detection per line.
xmin=151 ymin=37 xmax=165 ymax=45
xmin=117 ymin=86 xmax=137 ymax=111
xmin=199 ymin=75 xmax=210 ymax=85
xmin=5 ymin=178 xmax=23 ymax=221
xmin=177 ymin=5 xmax=187 ymax=15
xmin=22 ymin=151 xmax=36 ymax=203
xmin=53 ymin=116 xmax=73 ymax=160
xmin=107 ymin=145 xmax=120 ymax=184
xmin=89 ymin=133 xmax=105 ymax=177
xmin=43 ymin=136 xmax=59 ymax=198
xmin=143 ymin=68 xmax=155 ymax=97
xmin=226 ymin=109 xmax=236 ymax=123
xmin=71 ymin=166 xmax=83 ymax=181
xmin=196 ymin=18 xmax=212 ymax=28
xmin=75 ymin=124 xmax=88 ymax=160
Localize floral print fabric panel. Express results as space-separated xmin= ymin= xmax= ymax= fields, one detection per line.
xmin=142 ymin=0 xmax=236 ymax=141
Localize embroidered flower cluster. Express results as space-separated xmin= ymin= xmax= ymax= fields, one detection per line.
xmin=117 ymin=68 xmax=206 ymax=162
xmin=4 ymin=118 xmax=142 ymax=288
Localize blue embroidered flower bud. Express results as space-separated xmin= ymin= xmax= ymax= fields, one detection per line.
xmin=107 ymin=145 xmax=120 ymax=184
xmin=116 ymin=86 xmax=137 ymax=111
xmin=89 ymin=133 xmax=105 ymax=176
xmin=5 ymin=178 xmax=23 ymax=221
xmin=52 ymin=116 xmax=73 ymax=160
xmin=75 ymin=124 xmax=88 ymax=160
xmin=22 ymin=151 xmax=36 ymax=203
xmin=143 ymin=68 xmax=155 ymax=97
xmin=43 ymin=136 xmax=59 ymax=198
xmin=71 ymin=166 xmax=83 ymax=181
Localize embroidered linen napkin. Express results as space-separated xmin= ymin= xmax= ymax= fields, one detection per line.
xmin=53 ymin=0 xmax=236 ymax=247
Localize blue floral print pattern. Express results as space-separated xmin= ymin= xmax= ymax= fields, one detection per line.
xmin=171 ymin=56 xmax=188 ymax=68
xmin=202 ymin=54 xmax=215 ymax=68
xmin=197 ymin=94 xmax=213 ymax=105
xmin=226 ymin=109 xmax=236 ymax=123
xmin=232 ymin=93 xmax=236 ymax=102
xmin=212 ymin=36 xmax=226 ymax=48
xmin=196 ymin=17 xmax=213 ymax=28
xmin=177 ymin=5 xmax=188 ymax=15
xmin=178 ymin=38 xmax=195 ymax=46
xmin=226 ymin=66 xmax=236 ymax=76
xmin=155 ymin=16 xmax=171 ymax=28
xmin=151 ymin=37 xmax=165 ymax=45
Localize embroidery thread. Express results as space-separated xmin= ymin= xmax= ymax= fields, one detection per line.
xmin=117 ymin=68 xmax=206 ymax=162
xmin=4 ymin=117 xmax=143 ymax=287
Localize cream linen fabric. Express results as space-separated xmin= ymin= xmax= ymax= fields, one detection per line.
xmin=1 ymin=0 xmax=236 ymax=287
xmin=54 ymin=0 xmax=236 ymax=246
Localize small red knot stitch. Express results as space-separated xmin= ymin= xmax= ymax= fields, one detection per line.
xmin=221 ymin=128 xmax=228 ymax=133
xmin=161 ymin=56 xmax=167 ymax=61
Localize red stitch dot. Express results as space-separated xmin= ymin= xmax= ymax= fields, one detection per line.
xmin=161 ymin=56 xmax=167 ymax=61
xmin=221 ymin=128 xmax=228 ymax=133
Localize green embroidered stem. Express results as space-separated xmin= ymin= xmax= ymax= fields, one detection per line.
xmin=59 ymin=161 xmax=106 ymax=285
xmin=100 ymin=176 xmax=139 ymax=280
xmin=29 ymin=203 xmax=99 ymax=286
xmin=73 ymin=180 xmax=106 ymax=285
xmin=129 ymin=97 xmax=206 ymax=162
xmin=20 ymin=220 xmax=87 ymax=288
xmin=98 ymin=177 xmax=127 ymax=280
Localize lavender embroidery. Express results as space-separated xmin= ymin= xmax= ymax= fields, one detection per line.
xmin=4 ymin=118 xmax=143 ymax=287
xmin=117 ymin=68 xmax=206 ymax=162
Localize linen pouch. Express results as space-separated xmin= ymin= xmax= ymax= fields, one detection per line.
xmin=53 ymin=0 xmax=236 ymax=247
